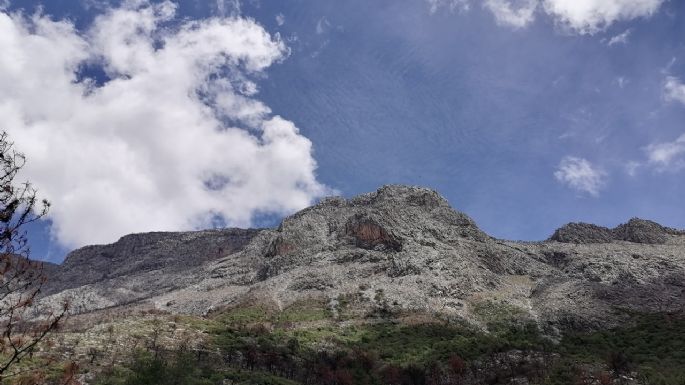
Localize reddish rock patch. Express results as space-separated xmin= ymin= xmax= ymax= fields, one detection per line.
xmin=265 ymin=237 xmax=296 ymax=257
xmin=345 ymin=216 xmax=401 ymax=251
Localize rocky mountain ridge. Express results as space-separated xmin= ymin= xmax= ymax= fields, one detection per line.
xmin=549 ymin=218 xmax=684 ymax=244
xmin=40 ymin=185 xmax=685 ymax=332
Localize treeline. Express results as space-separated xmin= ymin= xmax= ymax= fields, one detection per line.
xmin=211 ymin=322 xmax=553 ymax=385
xmin=95 ymin=339 xmax=553 ymax=385
xmin=91 ymin=317 xmax=654 ymax=385
xmin=83 ymin=300 xmax=685 ymax=385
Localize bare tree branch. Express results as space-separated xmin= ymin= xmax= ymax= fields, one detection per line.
xmin=0 ymin=131 xmax=66 ymax=379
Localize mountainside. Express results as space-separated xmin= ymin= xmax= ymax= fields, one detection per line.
xmin=40 ymin=185 xmax=685 ymax=332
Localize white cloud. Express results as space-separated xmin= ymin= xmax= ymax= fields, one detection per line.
xmin=664 ymin=76 xmax=685 ymax=105
xmin=607 ymin=28 xmax=631 ymax=45
xmin=645 ymin=134 xmax=685 ymax=171
xmin=0 ymin=1 xmax=329 ymax=248
xmin=483 ymin=0 xmax=537 ymax=28
xmin=554 ymin=156 xmax=607 ymax=196
xmin=624 ymin=160 xmax=641 ymax=176
xmin=430 ymin=0 xmax=665 ymax=34
xmin=426 ymin=0 xmax=470 ymax=14
xmin=541 ymin=0 xmax=665 ymax=34
xmin=215 ymin=0 xmax=241 ymax=16
xmin=315 ymin=16 xmax=330 ymax=34
xmin=661 ymin=57 xmax=676 ymax=74
xmin=275 ymin=13 xmax=285 ymax=26
xmin=615 ymin=76 xmax=629 ymax=88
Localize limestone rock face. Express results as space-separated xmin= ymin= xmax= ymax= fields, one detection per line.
xmin=345 ymin=214 xmax=402 ymax=251
xmin=549 ymin=217 xmax=683 ymax=245
xmin=550 ymin=223 xmax=614 ymax=243
xmin=549 ymin=223 xmax=614 ymax=244
xmin=41 ymin=229 xmax=260 ymax=313
xmin=39 ymin=185 xmax=685 ymax=331
xmin=612 ymin=218 xmax=679 ymax=244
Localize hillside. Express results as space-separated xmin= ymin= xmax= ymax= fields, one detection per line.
xmin=29 ymin=185 xmax=685 ymax=385
xmin=40 ymin=185 xmax=685 ymax=329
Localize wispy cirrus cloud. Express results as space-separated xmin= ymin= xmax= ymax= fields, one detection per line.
xmin=607 ymin=29 xmax=631 ymax=46
xmin=622 ymin=78 xmax=685 ymax=174
xmin=426 ymin=0 xmax=470 ymax=14
xmin=215 ymin=0 xmax=241 ymax=16
xmin=664 ymin=76 xmax=685 ymax=105
xmin=428 ymin=0 xmax=666 ymax=33
xmin=483 ymin=0 xmax=537 ymax=29
xmin=648 ymin=78 xmax=685 ymax=170
xmin=645 ymin=134 xmax=685 ymax=171
xmin=554 ymin=156 xmax=607 ymax=196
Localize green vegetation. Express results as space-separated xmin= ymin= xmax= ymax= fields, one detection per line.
xmin=216 ymin=299 xmax=332 ymax=326
xmin=94 ymin=349 xmax=299 ymax=385
xmin=274 ymin=299 xmax=333 ymax=324
xmin=0 ymin=357 xmax=72 ymax=385
xmin=92 ymin=303 xmax=685 ymax=385
xmin=470 ymin=300 xmax=529 ymax=325
xmin=349 ymin=321 xmax=547 ymax=364
xmin=558 ymin=313 xmax=685 ymax=385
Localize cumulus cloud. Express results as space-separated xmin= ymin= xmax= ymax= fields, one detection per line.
xmin=607 ymin=28 xmax=631 ymax=45
xmin=664 ymin=76 xmax=685 ymax=105
xmin=554 ymin=156 xmax=607 ymax=196
xmin=430 ymin=0 xmax=665 ymax=33
xmin=483 ymin=0 xmax=537 ymax=28
xmin=0 ymin=1 xmax=329 ymax=248
xmin=645 ymin=134 xmax=685 ymax=171
xmin=426 ymin=0 xmax=470 ymax=14
xmin=541 ymin=0 xmax=665 ymax=34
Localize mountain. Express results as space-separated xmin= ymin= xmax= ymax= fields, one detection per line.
xmin=40 ymin=185 xmax=685 ymax=332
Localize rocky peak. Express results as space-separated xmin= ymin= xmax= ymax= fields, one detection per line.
xmin=346 ymin=184 xmax=451 ymax=209
xmin=549 ymin=217 xmax=682 ymax=244
xmin=549 ymin=222 xmax=614 ymax=244
xmin=269 ymin=185 xmax=488 ymax=257
xmin=613 ymin=218 xmax=674 ymax=244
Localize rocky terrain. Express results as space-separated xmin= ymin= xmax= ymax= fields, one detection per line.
xmin=40 ymin=185 xmax=685 ymax=332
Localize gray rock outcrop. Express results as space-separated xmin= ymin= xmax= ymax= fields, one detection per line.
xmin=549 ymin=217 xmax=683 ymax=245
xmin=549 ymin=223 xmax=614 ymax=244
xmin=39 ymin=185 xmax=685 ymax=332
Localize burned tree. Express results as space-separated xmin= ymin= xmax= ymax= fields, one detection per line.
xmin=0 ymin=131 xmax=66 ymax=378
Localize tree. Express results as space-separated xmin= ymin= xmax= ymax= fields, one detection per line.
xmin=0 ymin=131 xmax=67 ymax=378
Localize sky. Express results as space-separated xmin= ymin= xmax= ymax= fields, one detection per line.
xmin=1 ymin=0 xmax=685 ymax=263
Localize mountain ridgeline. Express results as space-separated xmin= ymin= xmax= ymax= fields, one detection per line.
xmin=40 ymin=185 xmax=685 ymax=332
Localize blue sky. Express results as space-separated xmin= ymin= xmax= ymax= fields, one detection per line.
xmin=2 ymin=0 xmax=685 ymax=262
